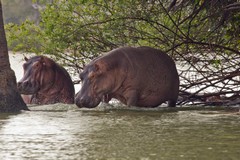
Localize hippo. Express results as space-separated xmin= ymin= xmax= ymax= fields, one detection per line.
xmin=75 ymin=46 xmax=179 ymax=108
xmin=17 ymin=56 xmax=75 ymax=104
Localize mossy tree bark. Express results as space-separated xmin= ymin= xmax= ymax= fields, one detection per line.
xmin=0 ymin=0 xmax=28 ymax=112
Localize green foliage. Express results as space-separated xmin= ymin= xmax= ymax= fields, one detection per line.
xmin=5 ymin=20 xmax=44 ymax=53
xmin=5 ymin=0 xmax=240 ymax=68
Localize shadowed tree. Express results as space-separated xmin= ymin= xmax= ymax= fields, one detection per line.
xmin=0 ymin=0 xmax=28 ymax=112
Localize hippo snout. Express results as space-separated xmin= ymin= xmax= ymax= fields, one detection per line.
xmin=17 ymin=81 xmax=28 ymax=92
xmin=75 ymin=94 xmax=101 ymax=108
xmin=17 ymin=81 xmax=29 ymax=89
xmin=75 ymin=97 xmax=89 ymax=108
xmin=17 ymin=80 xmax=39 ymax=94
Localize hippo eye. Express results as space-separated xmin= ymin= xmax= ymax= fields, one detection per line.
xmin=88 ymin=71 xmax=95 ymax=79
xmin=32 ymin=61 xmax=41 ymax=68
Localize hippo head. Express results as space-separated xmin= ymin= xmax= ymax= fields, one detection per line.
xmin=75 ymin=60 xmax=115 ymax=108
xmin=17 ymin=56 xmax=56 ymax=95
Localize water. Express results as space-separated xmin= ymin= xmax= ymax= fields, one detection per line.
xmin=0 ymin=104 xmax=239 ymax=160
xmin=6 ymin=53 xmax=240 ymax=159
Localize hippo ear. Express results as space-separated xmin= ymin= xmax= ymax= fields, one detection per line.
xmin=94 ymin=63 xmax=100 ymax=72
xmin=39 ymin=56 xmax=46 ymax=66
xmin=24 ymin=56 xmax=29 ymax=62
xmin=94 ymin=63 xmax=105 ymax=75
xmin=94 ymin=61 xmax=107 ymax=73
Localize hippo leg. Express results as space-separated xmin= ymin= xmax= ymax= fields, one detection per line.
xmin=125 ymin=90 xmax=138 ymax=107
xmin=168 ymin=100 xmax=177 ymax=107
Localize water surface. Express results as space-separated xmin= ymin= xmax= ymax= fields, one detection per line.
xmin=0 ymin=104 xmax=239 ymax=160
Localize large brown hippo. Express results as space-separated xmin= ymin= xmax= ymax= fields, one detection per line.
xmin=75 ymin=46 xmax=179 ymax=108
xmin=17 ymin=56 xmax=75 ymax=104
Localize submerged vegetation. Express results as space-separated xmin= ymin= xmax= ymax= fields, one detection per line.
xmin=3 ymin=0 xmax=240 ymax=106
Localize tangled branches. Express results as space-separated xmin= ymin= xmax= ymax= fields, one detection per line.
xmin=177 ymin=51 xmax=240 ymax=106
xmin=166 ymin=0 xmax=240 ymax=106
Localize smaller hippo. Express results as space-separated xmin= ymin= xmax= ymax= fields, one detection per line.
xmin=17 ymin=56 xmax=75 ymax=104
xmin=75 ymin=46 xmax=179 ymax=108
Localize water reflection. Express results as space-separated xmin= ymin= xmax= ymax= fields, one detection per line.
xmin=0 ymin=104 xmax=240 ymax=160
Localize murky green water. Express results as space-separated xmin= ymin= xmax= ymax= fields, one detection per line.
xmin=0 ymin=104 xmax=239 ymax=160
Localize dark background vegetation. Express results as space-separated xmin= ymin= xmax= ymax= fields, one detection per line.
xmin=2 ymin=0 xmax=240 ymax=106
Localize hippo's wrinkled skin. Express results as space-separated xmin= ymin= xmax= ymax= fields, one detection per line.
xmin=75 ymin=46 xmax=179 ymax=108
xmin=17 ymin=56 xmax=75 ymax=104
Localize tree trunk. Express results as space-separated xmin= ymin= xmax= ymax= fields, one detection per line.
xmin=0 ymin=1 xmax=28 ymax=112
